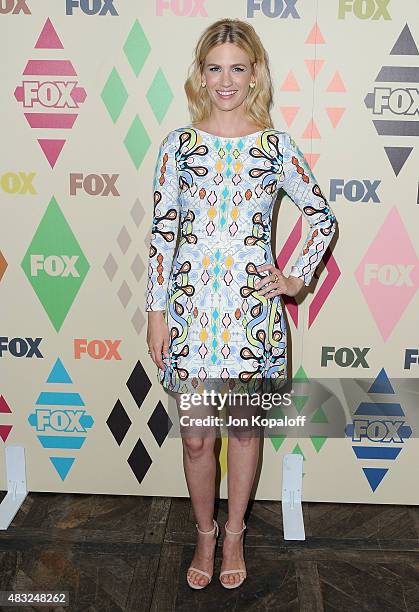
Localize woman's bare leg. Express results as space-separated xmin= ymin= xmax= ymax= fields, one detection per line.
xmin=173 ymin=391 xmax=217 ymax=587
xmin=221 ymin=395 xmax=261 ymax=586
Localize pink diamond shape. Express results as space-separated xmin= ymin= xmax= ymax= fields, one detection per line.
xmin=355 ymin=206 xmax=419 ymax=341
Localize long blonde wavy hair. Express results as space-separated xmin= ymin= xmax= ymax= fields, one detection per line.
xmin=184 ymin=18 xmax=274 ymax=130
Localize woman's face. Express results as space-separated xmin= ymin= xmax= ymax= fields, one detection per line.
xmin=201 ymin=42 xmax=255 ymax=112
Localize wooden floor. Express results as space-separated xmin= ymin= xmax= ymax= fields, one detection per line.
xmin=0 ymin=492 xmax=418 ymax=611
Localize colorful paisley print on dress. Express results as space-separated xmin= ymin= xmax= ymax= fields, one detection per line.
xmin=145 ymin=126 xmax=337 ymax=394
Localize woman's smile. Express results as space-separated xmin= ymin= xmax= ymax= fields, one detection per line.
xmin=216 ymin=89 xmax=238 ymax=99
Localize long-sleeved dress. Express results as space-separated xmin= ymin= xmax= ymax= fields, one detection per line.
xmin=145 ymin=125 xmax=337 ymax=394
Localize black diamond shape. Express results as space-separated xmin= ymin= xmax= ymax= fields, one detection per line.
xmin=126 ymin=359 xmax=151 ymax=409
xmin=127 ymin=438 xmax=152 ymax=484
xmin=106 ymin=399 xmax=131 ymax=446
xmin=147 ymin=400 xmax=173 ymax=447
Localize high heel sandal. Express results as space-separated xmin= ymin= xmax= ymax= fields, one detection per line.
xmin=219 ymin=520 xmax=247 ymax=589
xmin=187 ymin=518 xmax=219 ymax=590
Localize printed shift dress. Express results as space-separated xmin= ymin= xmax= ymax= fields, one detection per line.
xmin=145 ymin=125 xmax=337 ymax=394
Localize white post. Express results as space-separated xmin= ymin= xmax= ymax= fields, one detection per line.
xmin=281 ymin=453 xmax=305 ymax=540
xmin=0 ymin=446 xmax=28 ymax=530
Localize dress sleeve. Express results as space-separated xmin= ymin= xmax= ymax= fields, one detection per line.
xmin=145 ymin=130 xmax=180 ymax=311
xmin=281 ymin=131 xmax=337 ymax=286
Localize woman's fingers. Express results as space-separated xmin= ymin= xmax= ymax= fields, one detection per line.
xmin=148 ymin=339 xmax=166 ymax=371
xmin=254 ymin=264 xmax=284 ymax=295
xmin=162 ymin=336 xmax=169 ymax=358
xmin=152 ymin=344 xmax=165 ymax=370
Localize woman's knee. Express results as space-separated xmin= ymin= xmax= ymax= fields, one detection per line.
xmin=228 ymin=431 xmax=260 ymax=447
xmin=182 ymin=435 xmax=215 ymax=459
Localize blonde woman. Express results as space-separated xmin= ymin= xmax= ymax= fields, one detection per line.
xmin=146 ymin=18 xmax=337 ymax=589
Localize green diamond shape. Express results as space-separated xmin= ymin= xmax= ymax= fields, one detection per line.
xmin=146 ymin=68 xmax=173 ymax=123
xmin=21 ymin=196 xmax=90 ymax=332
xmin=101 ymin=67 xmax=128 ymax=123
xmin=124 ymin=115 xmax=151 ymax=169
xmin=123 ymin=19 xmax=150 ymax=77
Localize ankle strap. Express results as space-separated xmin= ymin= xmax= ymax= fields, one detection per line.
xmin=225 ymin=520 xmax=246 ymax=535
xmin=196 ymin=518 xmax=218 ymax=535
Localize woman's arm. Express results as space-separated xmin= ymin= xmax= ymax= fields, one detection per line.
xmin=281 ymin=131 xmax=337 ymax=287
xmin=145 ymin=130 xmax=180 ymax=312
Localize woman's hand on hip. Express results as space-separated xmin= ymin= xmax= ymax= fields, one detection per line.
xmin=255 ymin=263 xmax=304 ymax=298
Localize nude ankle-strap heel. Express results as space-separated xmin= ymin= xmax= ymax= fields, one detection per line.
xmin=187 ymin=519 xmax=219 ymax=590
xmin=219 ymin=520 xmax=247 ymax=589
